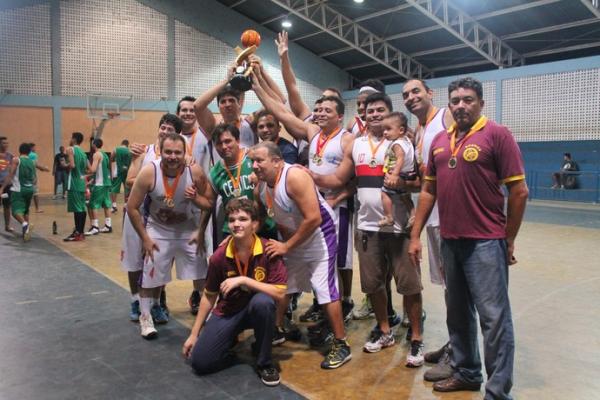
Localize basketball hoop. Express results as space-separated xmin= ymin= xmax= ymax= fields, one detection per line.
xmin=106 ymin=112 xmax=121 ymax=120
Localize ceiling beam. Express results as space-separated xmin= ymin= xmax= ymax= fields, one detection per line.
xmin=267 ymin=0 xmax=432 ymax=79
xmin=502 ymin=18 xmax=600 ymax=40
xmin=524 ymin=40 xmax=600 ymax=57
xmin=229 ymin=0 xmax=248 ymax=8
xmin=344 ymin=61 xmax=380 ymax=71
xmin=405 ymin=0 xmax=524 ymax=68
xmin=580 ymin=0 xmax=600 ymax=18
xmin=430 ymin=59 xmax=492 ymax=72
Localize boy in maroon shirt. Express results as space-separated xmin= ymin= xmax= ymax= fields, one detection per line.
xmin=182 ymin=198 xmax=287 ymax=386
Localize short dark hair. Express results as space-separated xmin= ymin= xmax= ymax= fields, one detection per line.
xmin=159 ymin=113 xmax=183 ymax=133
xmin=71 ymin=132 xmax=84 ymax=144
xmin=93 ymin=138 xmax=103 ymax=149
xmin=320 ymin=95 xmax=345 ymax=116
xmin=448 ymin=77 xmax=483 ymax=99
xmin=360 ymin=79 xmax=386 ymax=93
xmin=217 ymin=86 xmax=241 ymax=103
xmin=176 ymin=96 xmax=196 ymax=114
xmin=121 ymin=139 xmax=129 ymax=146
xmin=29 ymin=142 xmax=36 ymax=148
xmin=385 ymin=112 xmax=408 ymax=130
xmin=0 ymin=136 xmax=7 ymax=142
xmin=365 ymin=92 xmax=393 ymax=112
xmin=323 ymin=87 xmax=342 ymax=98
xmin=159 ymin=133 xmax=187 ymax=153
xmin=225 ymin=197 xmax=258 ymax=221
xmin=564 ymin=152 xmax=572 ymax=158
xmin=19 ymin=142 xmax=31 ymax=155
xmin=212 ymin=123 xmax=240 ymax=144
xmin=255 ymin=109 xmax=279 ymax=126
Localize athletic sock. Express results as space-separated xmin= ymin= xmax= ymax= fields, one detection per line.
xmin=153 ymin=297 xmax=160 ymax=308
xmin=91 ymin=219 xmax=99 ymax=228
xmin=22 ymin=221 xmax=28 ymax=227
xmin=105 ymin=217 xmax=112 ymax=227
xmin=131 ymin=293 xmax=140 ymax=302
xmin=140 ymin=297 xmax=153 ymax=316
xmin=112 ymin=202 xmax=117 ymax=208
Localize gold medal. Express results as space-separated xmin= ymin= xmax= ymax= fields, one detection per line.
xmin=448 ymin=157 xmax=457 ymax=169
xmin=267 ymin=208 xmax=275 ymax=218
xmin=164 ymin=197 xmax=175 ymax=208
xmin=368 ymin=158 xmax=378 ymax=168
xmin=312 ymin=154 xmax=322 ymax=166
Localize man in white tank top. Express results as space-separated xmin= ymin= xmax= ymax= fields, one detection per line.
xmin=252 ymin=65 xmax=357 ymax=323
xmin=127 ymin=133 xmax=213 ymax=339
xmin=250 ymin=141 xmax=351 ymax=370
xmin=403 ymin=79 xmax=456 ymax=381
xmin=121 ymin=114 xmax=182 ymax=323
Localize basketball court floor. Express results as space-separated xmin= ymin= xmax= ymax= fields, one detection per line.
xmin=2 ymin=197 xmax=599 ymax=400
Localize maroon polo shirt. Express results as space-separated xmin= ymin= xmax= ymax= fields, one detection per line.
xmin=205 ymin=234 xmax=287 ymax=317
xmin=424 ymin=117 xmax=525 ymax=240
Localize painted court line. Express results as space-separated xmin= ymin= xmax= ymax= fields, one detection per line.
xmin=55 ymin=295 xmax=74 ymax=300
xmin=15 ymin=300 xmax=39 ymax=305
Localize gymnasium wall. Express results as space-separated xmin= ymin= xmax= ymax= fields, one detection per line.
xmin=0 ymin=0 xmax=348 ymax=194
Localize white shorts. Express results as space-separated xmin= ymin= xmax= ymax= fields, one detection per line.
xmin=120 ymin=210 xmax=143 ymax=272
xmin=141 ymin=237 xmax=208 ymax=288
xmin=426 ymin=225 xmax=445 ymax=286
xmin=334 ymin=203 xmax=353 ymax=270
xmin=284 ymin=249 xmax=340 ymax=305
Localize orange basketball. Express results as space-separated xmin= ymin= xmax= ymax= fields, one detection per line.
xmin=241 ymin=29 xmax=261 ymax=48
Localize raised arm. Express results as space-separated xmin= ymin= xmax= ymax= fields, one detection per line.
xmin=276 ymin=31 xmax=311 ymax=120
xmin=252 ymin=67 xmax=316 ymax=142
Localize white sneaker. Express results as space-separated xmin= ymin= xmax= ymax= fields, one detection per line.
xmin=406 ymin=340 xmax=424 ymax=367
xmin=140 ymin=314 xmax=157 ymax=339
xmin=353 ymin=295 xmax=374 ymax=320
xmin=363 ymin=330 xmax=395 ymax=353
xmin=84 ymin=226 xmax=100 ymax=236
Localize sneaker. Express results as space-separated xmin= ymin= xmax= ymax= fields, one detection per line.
xmin=406 ymin=309 xmax=426 ymax=341
xmin=425 ymin=341 xmax=450 ymax=364
xmin=111 ymin=206 xmax=118 ymax=214
xmin=84 ymin=226 xmax=100 ymax=236
xmin=272 ymin=327 xmax=286 ymax=346
xmin=129 ymin=300 xmax=140 ymax=322
xmin=22 ymin=224 xmax=31 ymax=242
xmin=283 ymin=316 xmax=302 ymax=341
xmin=321 ymin=338 xmax=352 ymax=369
xmin=370 ymin=312 xmax=402 ymax=336
xmin=307 ymin=318 xmax=329 ymax=335
xmin=151 ymin=304 xmax=169 ymax=324
xmin=406 ymin=340 xmax=425 ymax=368
xmin=309 ymin=324 xmax=334 ymax=347
xmin=363 ymin=330 xmax=395 ymax=353
xmin=299 ymin=300 xmax=323 ymax=323
xmin=140 ymin=313 xmax=157 ymax=339
xmin=99 ymin=225 xmax=112 ymax=233
xmin=188 ymin=290 xmax=201 ymax=315
xmin=342 ymin=299 xmax=354 ymax=323
xmin=352 ymin=295 xmax=374 ymax=320
xmin=257 ymin=365 xmax=280 ymax=386
xmin=63 ymin=231 xmax=84 ymax=241
xmin=424 ymin=346 xmax=453 ymax=382
xmin=160 ymin=290 xmax=170 ymax=317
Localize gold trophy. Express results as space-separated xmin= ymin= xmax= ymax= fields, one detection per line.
xmin=230 ymin=29 xmax=261 ymax=92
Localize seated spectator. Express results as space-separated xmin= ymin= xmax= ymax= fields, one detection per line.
xmin=552 ymin=153 xmax=579 ymax=189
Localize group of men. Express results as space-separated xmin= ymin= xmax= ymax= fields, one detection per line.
xmin=0 ymin=31 xmax=528 ymax=399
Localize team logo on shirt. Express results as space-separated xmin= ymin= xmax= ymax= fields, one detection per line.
xmin=463 ymin=145 xmax=480 ymax=162
xmin=254 ymin=266 xmax=266 ymax=282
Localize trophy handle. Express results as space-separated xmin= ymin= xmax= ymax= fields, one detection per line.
xmin=235 ymin=45 xmax=257 ymax=65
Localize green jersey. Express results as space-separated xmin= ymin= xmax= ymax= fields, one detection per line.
xmin=209 ymin=152 xmax=275 ymax=233
xmin=13 ymin=156 xmax=36 ymax=192
xmin=68 ymin=146 xmax=87 ymax=192
xmin=114 ymin=146 xmax=131 ymax=174
xmin=94 ymin=151 xmax=111 ymax=187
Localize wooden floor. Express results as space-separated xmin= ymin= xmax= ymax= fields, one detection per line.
xmin=7 ymin=196 xmax=600 ymax=400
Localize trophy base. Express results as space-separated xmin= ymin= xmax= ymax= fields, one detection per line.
xmin=230 ymin=74 xmax=253 ymax=92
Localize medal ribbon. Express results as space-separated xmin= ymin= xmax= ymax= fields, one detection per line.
xmin=415 ymin=107 xmax=439 ymax=163
xmin=184 ymin=131 xmax=196 ymax=156
xmin=367 ymin=134 xmax=385 ymax=162
xmin=265 ymin=166 xmax=283 ymax=215
xmin=162 ymin=166 xmax=183 ymax=203
xmin=233 ymin=236 xmax=256 ymax=278
xmin=355 ymin=117 xmax=366 ymax=135
xmin=315 ymin=127 xmax=342 ymax=159
xmin=223 ymin=150 xmax=245 ymax=192
xmin=448 ymin=115 xmax=488 ymax=161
